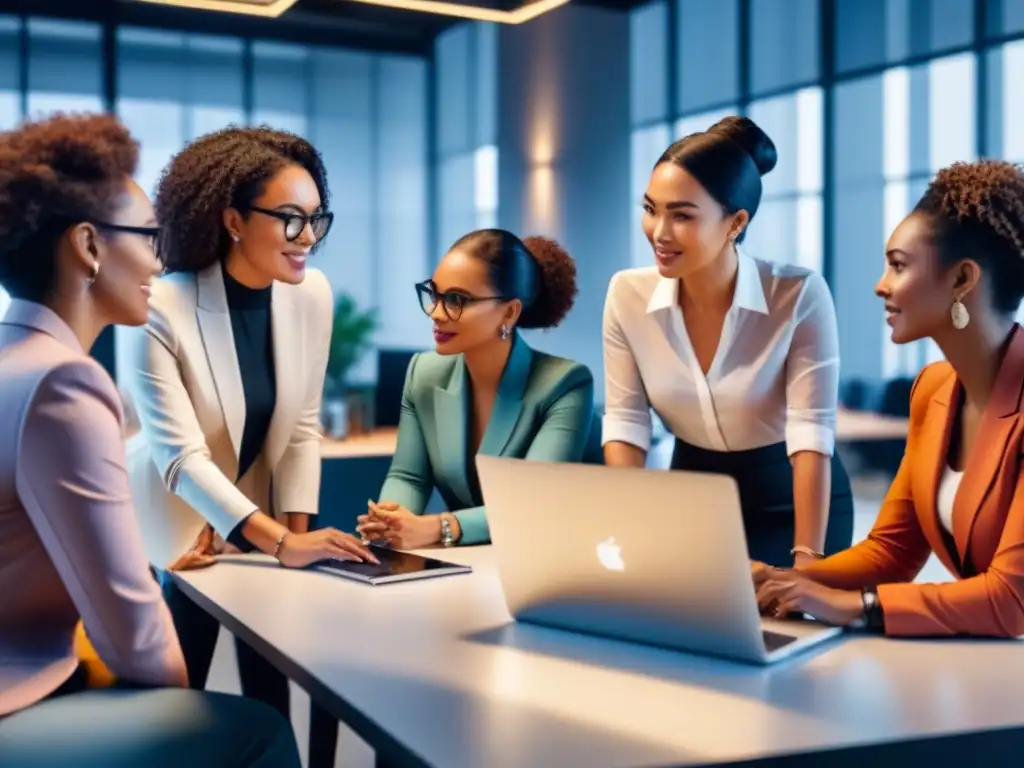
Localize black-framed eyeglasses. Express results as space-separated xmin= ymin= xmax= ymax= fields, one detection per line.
xmin=249 ymin=205 xmax=334 ymax=243
xmin=93 ymin=221 xmax=162 ymax=261
xmin=415 ymin=280 xmax=506 ymax=321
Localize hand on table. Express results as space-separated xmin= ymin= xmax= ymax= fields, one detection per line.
xmin=276 ymin=527 xmax=379 ymax=568
xmin=168 ymin=524 xmax=217 ymax=572
xmin=356 ymin=500 xmax=441 ymax=550
xmin=755 ymin=567 xmax=863 ymax=627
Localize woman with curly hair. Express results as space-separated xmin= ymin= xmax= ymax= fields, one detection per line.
xmin=0 ymin=113 xmax=300 ymax=766
xmin=755 ymin=159 xmax=1024 ymax=638
xmin=118 ymin=126 xmax=375 ymax=740
xmin=356 ymin=229 xmax=601 ymax=549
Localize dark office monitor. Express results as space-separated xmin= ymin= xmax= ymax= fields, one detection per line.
xmin=375 ymin=348 xmax=422 ymax=427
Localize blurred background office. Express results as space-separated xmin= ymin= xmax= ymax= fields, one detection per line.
xmin=1 ymin=0 xmax=1021 ymax=764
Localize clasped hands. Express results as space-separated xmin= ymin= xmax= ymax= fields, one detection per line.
xmin=751 ymin=561 xmax=864 ymax=627
xmin=356 ymin=500 xmax=442 ymax=550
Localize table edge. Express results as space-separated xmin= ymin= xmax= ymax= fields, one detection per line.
xmin=171 ymin=571 xmax=431 ymax=768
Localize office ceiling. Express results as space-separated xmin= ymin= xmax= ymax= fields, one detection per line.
xmin=0 ymin=0 xmax=646 ymax=55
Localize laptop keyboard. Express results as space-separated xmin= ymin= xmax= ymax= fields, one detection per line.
xmin=763 ymin=629 xmax=798 ymax=652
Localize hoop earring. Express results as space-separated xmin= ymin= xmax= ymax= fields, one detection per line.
xmin=499 ymin=324 xmax=510 ymax=341
xmin=951 ymin=297 xmax=970 ymax=330
xmin=86 ymin=261 xmax=99 ymax=285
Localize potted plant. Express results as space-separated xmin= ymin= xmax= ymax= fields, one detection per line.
xmin=323 ymin=293 xmax=377 ymax=439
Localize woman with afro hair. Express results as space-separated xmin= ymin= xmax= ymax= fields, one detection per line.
xmin=118 ymin=125 xmax=375 ymax=756
xmin=756 ymin=159 xmax=1024 ymax=639
xmin=356 ymin=229 xmax=602 ymax=550
xmin=0 ymin=113 xmax=300 ymax=766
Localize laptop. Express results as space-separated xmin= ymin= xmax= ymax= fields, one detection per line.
xmin=314 ymin=544 xmax=471 ymax=585
xmin=475 ymin=456 xmax=842 ymax=665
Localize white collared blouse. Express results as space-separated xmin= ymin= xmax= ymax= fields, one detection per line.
xmin=601 ymin=251 xmax=840 ymax=458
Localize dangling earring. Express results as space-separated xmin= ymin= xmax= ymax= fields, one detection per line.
xmin=951 ymin=296 xmax=970 ymax=330
xmin=86 ymin=261 xmax=99 ymax=286
xmin=499 ymin=324 xmax=510 ymax=341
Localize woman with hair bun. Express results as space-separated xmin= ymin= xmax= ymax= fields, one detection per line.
xmin=602 ymin=115 xmax=854 ymax=569
xmin=356 ymin=228 xmax=601 ymax=549
xmin=755 ymin=160 xmax=1024 ymax=637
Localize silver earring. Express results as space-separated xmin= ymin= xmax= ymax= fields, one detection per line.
xmin=86 ymin=261 xmax=99 ymax=285
xmin=230 ymin=234 xmax=240 ymax=243
xmin=951 ymin=298 xmax=970 ymax=330
xmin=499 ymin=324 xmax=510 ymax=340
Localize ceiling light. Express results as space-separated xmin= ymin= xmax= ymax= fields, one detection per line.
xmin=135 ymin=0 xmax=572 ymax=23
xmin=134 ymin=0 xmax=299 ymax=17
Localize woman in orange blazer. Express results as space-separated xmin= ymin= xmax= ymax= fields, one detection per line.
xmin=754 ymin=159 xmax=1024 ymax=638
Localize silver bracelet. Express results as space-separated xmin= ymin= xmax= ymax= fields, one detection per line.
xmin=272 ymin=531 xmax=289 ymax=562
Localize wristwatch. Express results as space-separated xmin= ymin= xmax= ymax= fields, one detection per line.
xmin=440 ymin=515 xmax=454 ymax=548
xmin=849 ymin=587 xmax=882 ymax=631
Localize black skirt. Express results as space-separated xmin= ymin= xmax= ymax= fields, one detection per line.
xmin=670 ymin=439 xmax=854 ymax=568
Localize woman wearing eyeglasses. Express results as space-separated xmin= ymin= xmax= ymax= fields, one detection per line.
xmin=356 ymin=229 xmax=602 ymax=550
xmin=0 ymin=114 xmax=301 ymax=767
xmin=118 ymin=126 xmax=375 ymax=745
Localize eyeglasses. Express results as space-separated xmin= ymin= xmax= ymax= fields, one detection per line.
xmin=415 ymin=280 xmax=506 ymax=321
xmin=93 ymin=221 xmax=162 ymax=262
xmin=249 ymin=206 xmax=334 ymax=243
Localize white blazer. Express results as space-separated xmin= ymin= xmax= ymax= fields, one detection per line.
xmin=122 ymin=262 xmax=333 ymax=569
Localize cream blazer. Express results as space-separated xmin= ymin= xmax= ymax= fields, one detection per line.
xmin=121 ymin=263 xmax=333 ymax=569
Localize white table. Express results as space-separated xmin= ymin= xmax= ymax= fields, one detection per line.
xmin=174 ymin=547 xmax=1024 ymax=768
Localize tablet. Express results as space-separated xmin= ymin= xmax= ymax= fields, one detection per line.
xmin=313 ymin=544 xmax=472 ymax=585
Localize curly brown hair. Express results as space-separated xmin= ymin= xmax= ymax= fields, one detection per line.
xmin=154 ymin=125 xmax=329 ymax=273
xmin=450 ymin=229 xmax=578 ymax=330
xmin=0 ymin=113 xmax=139 ymax=302
xmin=915 ymin=159 xmax=1024 ymax=314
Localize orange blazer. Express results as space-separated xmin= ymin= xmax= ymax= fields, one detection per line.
xmin=807 ymin=326 xmax=1024 ymax=638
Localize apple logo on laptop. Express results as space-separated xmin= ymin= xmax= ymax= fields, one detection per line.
xmin=597 ymin=536 xmax=624 ymax=571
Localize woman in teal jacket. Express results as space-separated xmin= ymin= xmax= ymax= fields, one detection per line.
xmin=357 ymin=229 xmax=601 ymax=548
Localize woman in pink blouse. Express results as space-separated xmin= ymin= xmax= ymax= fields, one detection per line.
xmin=0 ymin=114 xmax=300 ymax=766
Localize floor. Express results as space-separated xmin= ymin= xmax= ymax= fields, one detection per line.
xmin=205 ymin=475 xmax=953 ymax=768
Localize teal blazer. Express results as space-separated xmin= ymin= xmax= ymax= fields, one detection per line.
xmin=379 ymin=333 xmax=601 ymax=544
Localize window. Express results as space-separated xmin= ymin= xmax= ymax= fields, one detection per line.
xmin=836 ymin=0 xmax=975 ymax=74
xmin=0 ymin=16 xmax=18 ymax=315
xmin=986 ymin=40 xmax=1024 ymax=162
xmin=375 ymin=55 xmax=429 ymax=350
xmin=27 ymin=19 xmax=102 ymax=118
xmin=630 ymin=0 xmax=668 ymax=126
xmin=749 ymin=0 xmax=819 ymax=95
xmin=0 ymin=16 xmax=19 ymax=131
xmin=674 ymin=106 xmax=737 ymax=140
xmin=474 ymin=145 xmax=498 ymax=229
xmin=630 ymin=123 xmax=671 ymax=267
xmin=116 ymin=30 xmax=247 ymax=198
xmin=881 ymin=53 xmax=976 ymax=377
xmin=744 ymin=87 xmax=824 ymax=272
xmin=252 ymin=41 xmax=309 ymax=137
xmin=988 ymin=0 xmax=1024 ymax=37
xmin=435 ymin=22 xmax=498 ymax=258
xmin=676 ymin=0 xmax=739 ymax=112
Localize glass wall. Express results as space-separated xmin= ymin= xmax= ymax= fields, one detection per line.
xmin=435 ymin=22 xmax=499 ymax=260
xmin=631 ymin=0 xmax=1024 ymax=384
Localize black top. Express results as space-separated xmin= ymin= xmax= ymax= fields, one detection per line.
xmin=223 ymin=270 xmax=276 ymax=481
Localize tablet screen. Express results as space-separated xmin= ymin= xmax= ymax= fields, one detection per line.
xmin=316 ymin=544 xmax=464 ymax=580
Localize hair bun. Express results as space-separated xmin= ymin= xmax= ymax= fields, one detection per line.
xmin=708 ymin=115 xmax=777 ymax=176
xmin=519 ymin=235 xmax=578 ymax=330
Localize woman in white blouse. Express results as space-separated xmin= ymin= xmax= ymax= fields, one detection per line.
xmin=602 ymin=115 xmax=853 ymax=569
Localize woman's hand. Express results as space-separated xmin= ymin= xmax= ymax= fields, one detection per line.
xmin=756 ymin=569 xmax=864 ymax=627
xmin=356 ymin=501 xmax=442 ymax=550
xmin=168 ymin=524 xmax=217 ymax=572
xmin=276 ymin=528 xmax=380 ymax=568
